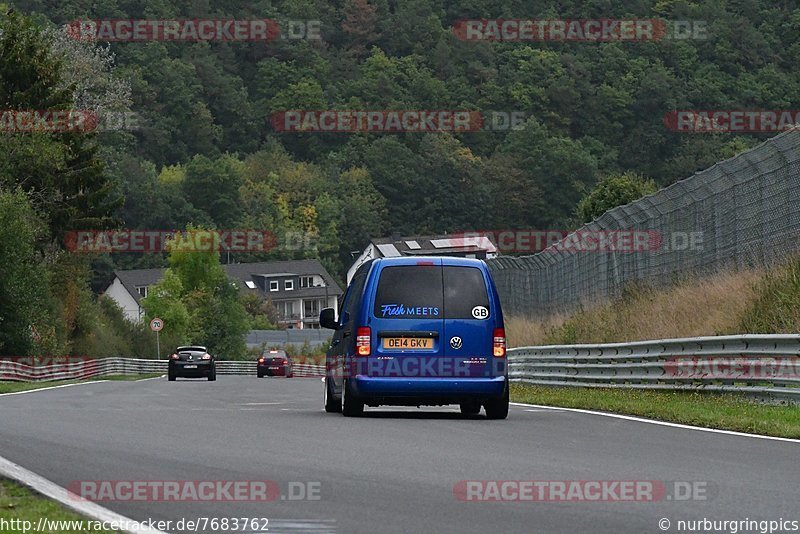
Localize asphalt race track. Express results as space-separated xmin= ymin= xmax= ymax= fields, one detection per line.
xmin=0 ymin=377 xmax=797 ymax=533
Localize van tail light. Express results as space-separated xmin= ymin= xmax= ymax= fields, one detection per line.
xmin=170 ymin=354 xmax=179 ymax=360
xmin=356 ymin=327 xmax=371 ymax=356
xmin=258 ymin=358 xmax=265 ymax=364
xmin=493 ymin=328 xmax=506 ymax=357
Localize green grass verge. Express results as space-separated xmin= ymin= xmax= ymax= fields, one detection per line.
xmin=0 ymin=478 xmax=119 ymax=533
xmin=510 ymin=383 xmax=800 ymax=439
xmin=0 ymin=374 xmax=162 ymax=394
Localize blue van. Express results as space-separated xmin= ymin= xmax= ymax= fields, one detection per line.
xmin=319 ymin=257 xmax=508 ymax=419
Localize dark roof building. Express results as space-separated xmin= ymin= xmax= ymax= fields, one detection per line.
xmin=104 ymin=260 xmax=342 ymax=329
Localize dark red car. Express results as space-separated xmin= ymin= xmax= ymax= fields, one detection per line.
xmin=257 ymin=349 xmax=293 ymax=378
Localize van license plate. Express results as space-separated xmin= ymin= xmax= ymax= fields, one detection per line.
xmin=382 ymin=337 xmax=433 ymax=349
xmin=183 ymin=364 xmax=197 ymax=369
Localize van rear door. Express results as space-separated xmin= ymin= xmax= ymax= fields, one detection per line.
xmin=369 ymin=260 xmax=445 ymax=377
xmin=441 ymin=264 xmax=497 ymax=378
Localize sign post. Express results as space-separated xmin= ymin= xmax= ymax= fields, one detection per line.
xmin=150 ymin=317 xmax=164 ymax=359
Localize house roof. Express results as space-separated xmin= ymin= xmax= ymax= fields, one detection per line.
xmin=370 ymin=233 xmax=497 ymax=257
xmin=113 ymin=267 xmax=164 ymax=304
xmin=109 ymin=259 xmax=342 ymax=303
xmin=224 ymin=259 xmax=343 ymax=297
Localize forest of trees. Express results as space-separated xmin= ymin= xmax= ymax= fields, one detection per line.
xmin=2 ymin=0 xmax=798 ymax=356
xmin=13 ymin=0 xmax=795 ymax=276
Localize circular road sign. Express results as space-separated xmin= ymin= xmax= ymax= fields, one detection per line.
xmin=150 ymin=317 xmax=164 ymax=332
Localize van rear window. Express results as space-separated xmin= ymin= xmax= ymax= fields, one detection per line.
xmin=443 ymin=266 xmax=490 ymax=319
xmin=373 ymin=265 xmax=490 ymax=319
xmin=373 ymin=266 xmax=443 ymax=318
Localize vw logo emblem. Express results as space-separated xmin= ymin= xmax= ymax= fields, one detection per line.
xmin=450 ymin=336 xmax=463 ymax=350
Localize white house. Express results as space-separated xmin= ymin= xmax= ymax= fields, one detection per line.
xmin=104 ymin=259 xmax=342 ymax=328
xmin=104 ymin=273 xmax=147 ymax=323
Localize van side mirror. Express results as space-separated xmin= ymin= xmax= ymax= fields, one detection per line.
xmin=319 ymin=308 xmax=338 ymax=330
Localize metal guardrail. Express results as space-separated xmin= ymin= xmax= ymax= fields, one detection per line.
xmin=0 ymin=358 xmax=325 ymax=382
xmin=6 ymin=337 xmax=799 ymax=404
xmin=508 ymin=334 xmax=800 ymax=403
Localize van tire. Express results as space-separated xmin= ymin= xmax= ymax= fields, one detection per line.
xmin=324 ymin=378 xmax=342 ymax=413
xmin=342 ymin=379 xmax=364 ymax=417
xmin=460 ymin=401 xmax=481 ymax=415
xmin=484 ymin=382 xmax=509 ymax=420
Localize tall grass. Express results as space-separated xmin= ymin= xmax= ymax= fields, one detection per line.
xmin=505 ymin=266 xmax=765 ymax=347
xmin=739 ymin=257 xmax=800 ymax=333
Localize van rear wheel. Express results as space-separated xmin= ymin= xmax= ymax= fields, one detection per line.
xmin=324 ymin=378 xmax=342 ymax=413
xmin=342 ymin=379 xmax=364 ymax=417
xmin=484 ymin=383 xmax=509 ymax=420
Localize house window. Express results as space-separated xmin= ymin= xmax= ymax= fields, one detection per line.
xmin=304 ymin=299 xmax=322 ymax=318
xmin=300 ymin=276 xmax=315 ymax=288
xmin=285 ymin=280 xmax=294 ymax=291
xmin=135 ymin=286 xmax=148 ymax=298
xmin=269 ymin=281 xmax=279 ymax=292
xmin=275 ymin=301 xmax=294 ymax=318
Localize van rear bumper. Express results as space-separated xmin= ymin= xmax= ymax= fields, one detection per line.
xmin=351 ymin=376 xmax=506 ymax=400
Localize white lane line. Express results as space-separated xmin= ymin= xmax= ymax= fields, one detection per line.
xmin=268 ymin=518 xmax=337 ymax=532
xmin=0 ymin=380 xmax=109 ymax=398
xmin=136 ymin=375 xmax=165 ymax=382
xmin=510 ymin=402 xmax=800 ymax=443
xmin=240 ymin=402 xmax=283 ymax=405
xmin=0 ymin=455 xmax=168 ymax=534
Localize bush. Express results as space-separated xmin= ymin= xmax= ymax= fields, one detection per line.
xmin=575 ymin=172 xmax=658 ymax=224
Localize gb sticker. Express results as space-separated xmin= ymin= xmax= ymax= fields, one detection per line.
xmin=471 ymin=306 xmax=489 ymax=319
